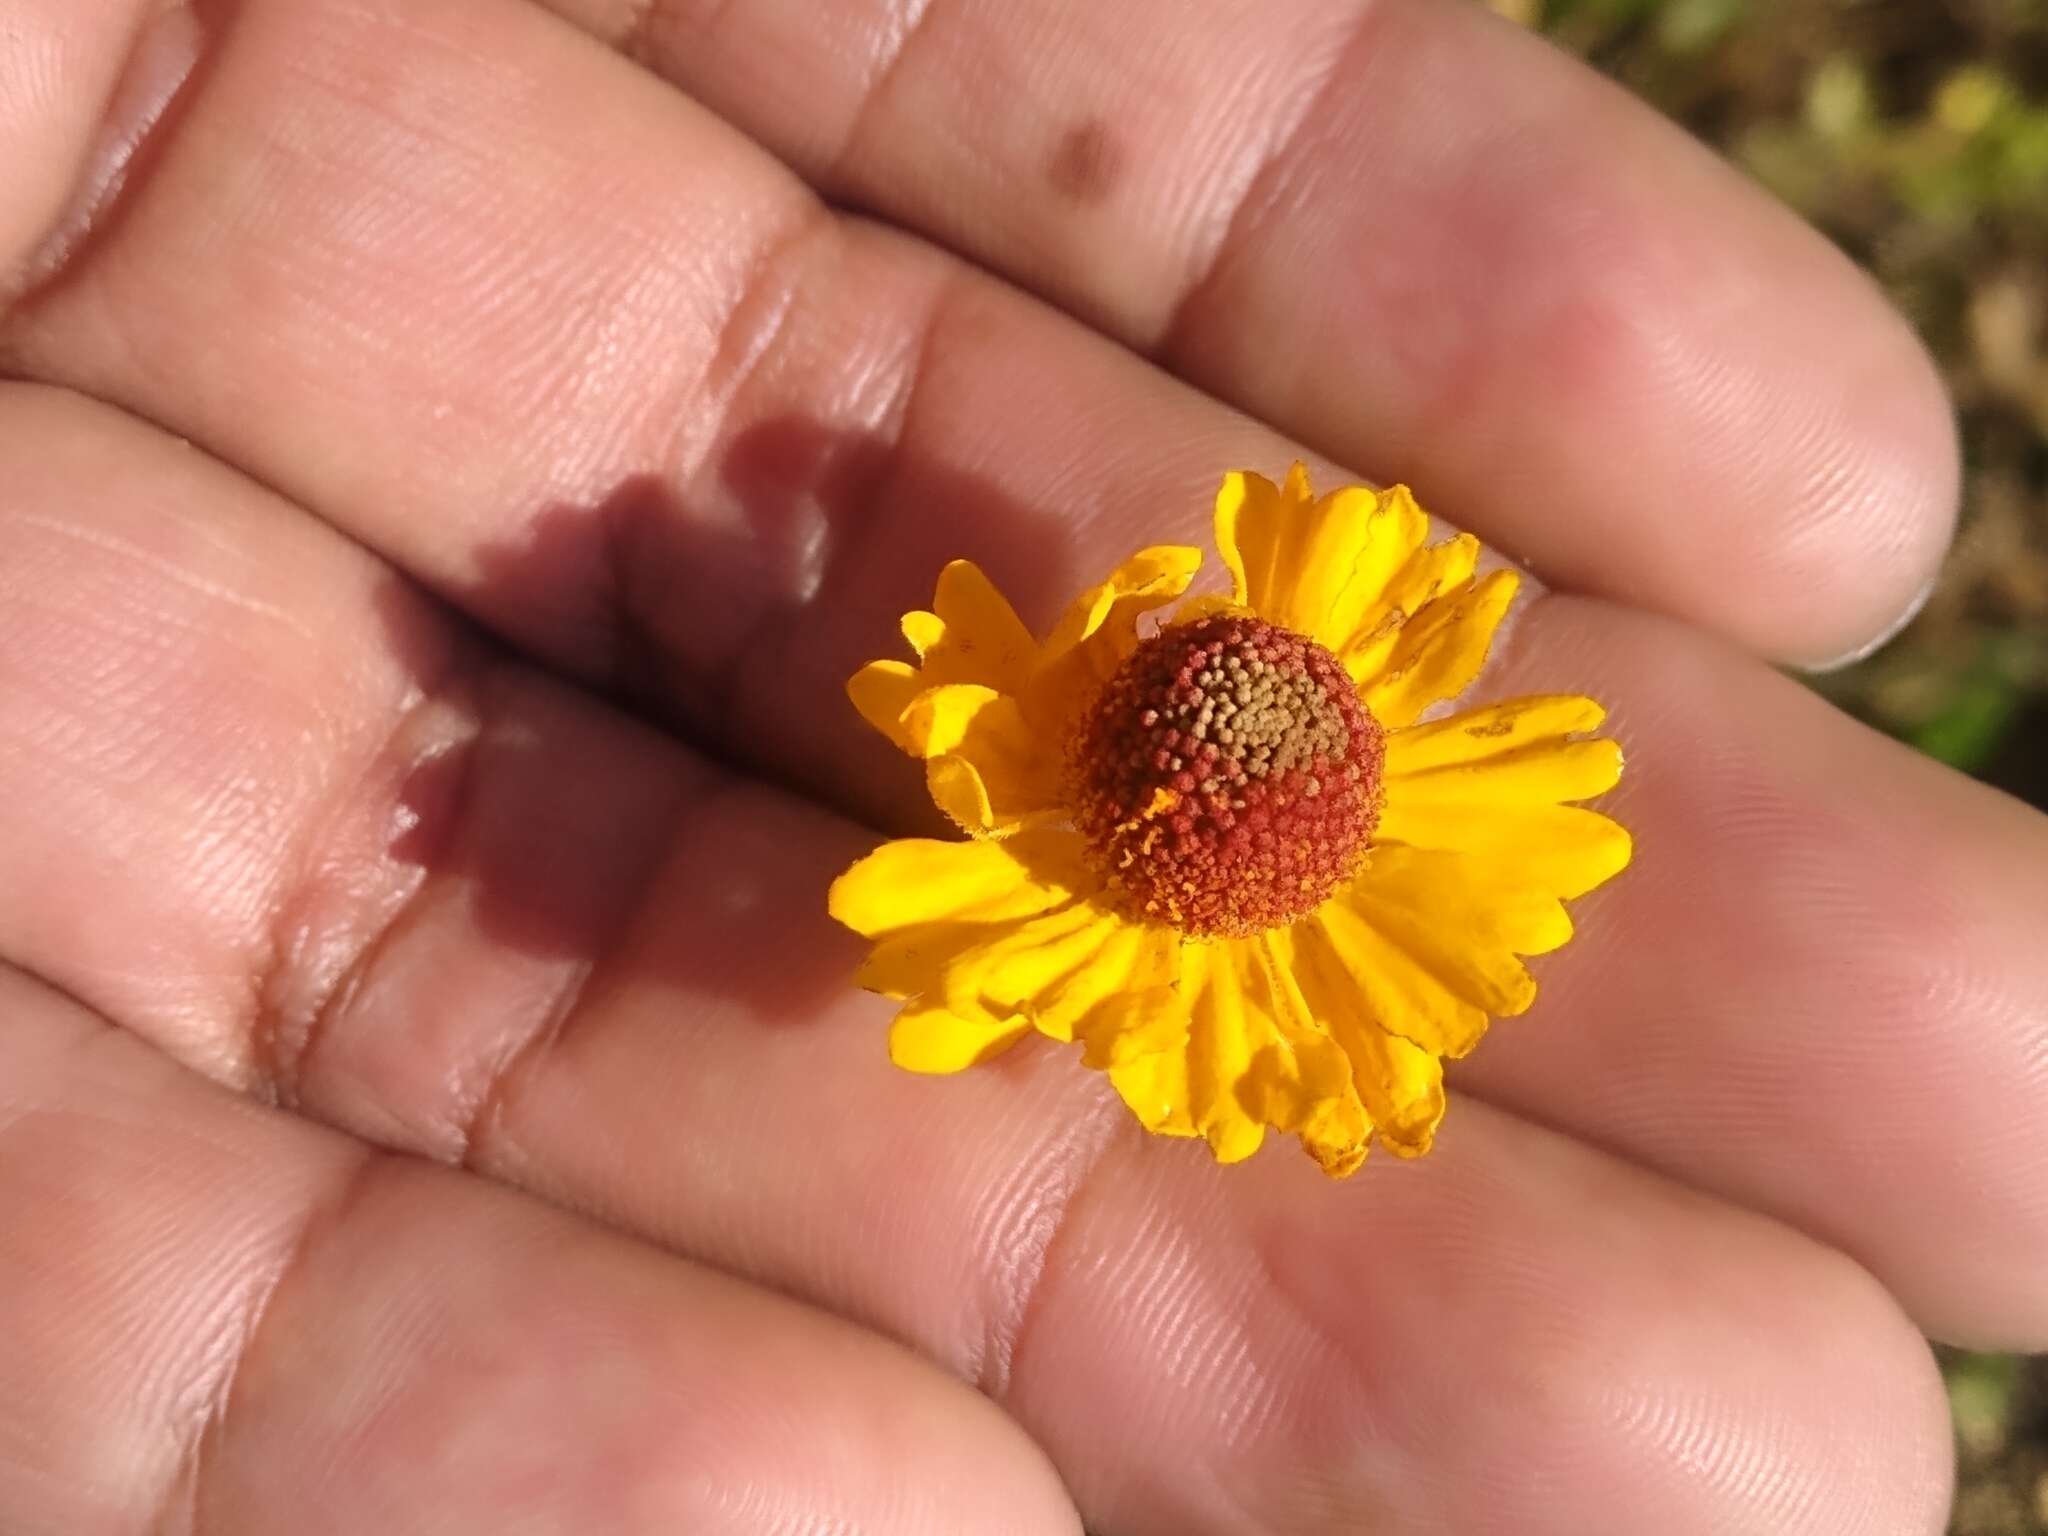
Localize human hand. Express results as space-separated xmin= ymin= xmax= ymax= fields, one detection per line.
xmin=2 ymin=1 xmax=2042 ymax=1532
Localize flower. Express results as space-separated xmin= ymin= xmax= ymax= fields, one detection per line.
xmin=830 ymin=465 xmax=1631 ymax=1177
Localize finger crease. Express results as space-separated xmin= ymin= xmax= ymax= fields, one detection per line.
xmin=156 ymin=1150 xmax=387 ymax=1536
xmin=972 ymin=1092 xmax=1127 ymax=1401
xmin=452 ymin=765 xmax=709 ymax=1173
xmin=249 ymin=622 xmax=482 ymax=1106
xmin=592 ymin=206 xmax=829 ymax=717
xmin=688 ymin=264 xmax=959 ymax=798
xmin=451 ymin=953 xmax=597 ymax=1174
xmin=829 ymin=0 xmax=945 ymax=187
xmin=615 ymin=0 xmax=661 ymax=61
xmin=695 ymin=206 xmax=834 ymax=432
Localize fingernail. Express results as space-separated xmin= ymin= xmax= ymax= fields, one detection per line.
xmin=1798 ymin=571 xmax=1940 ymax=675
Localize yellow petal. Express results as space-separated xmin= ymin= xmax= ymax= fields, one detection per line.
xmin=1308 ymin=844 xmax=1575 ymax=1058
xmin=829 ymin=828 xmax=1092 ymax=937
xmin=925 ymin=755 xmax=1000 ymax=840
xmin=1108 ymin=1022 xmax=1199 ymax=1139
xmin=1107 ymin=942 xmax=1267 ymax=1158
xmin=1077 ymin=983 xmax=1191 ymax=1068
xmin=1352 ymin=845 xmax=1571 ymax=999
xmin=933 ymin=901 xmax=1118 ymax=1026
xmin=852 ymin=563 xmax=1037 ymax=760
xmin=1180 ymin=942 xmax=1268 ymax=1162
xmin=1303 ymin=1108 xmax=1370 ymax=1178
xmin=1305 ymin=897 xmax=1490 ymax=1060
xmin=901 ymin=683 xmax=1015 ymax=756
xmin=1044 ymin=545 xmax=1205 ymax=658
xmin=1380 ymin=694 xmax=1632 ymax=899
xmin=847 ymin=660 xmax=923 ymax=754
xmin=1213 ymin=465 xmax=1431 ymax=652
xmin=900 ymin=609 xmax=945 ymax=656
xmin=1101 ymin=934 xmax=1381 ymax=1168
xmin=1337 ymin=529 xmax=1482 ymax=685
xmin=1283 ymin=924 xmax=1446 ymax=1158
xmin=851 ymin=900 xmax=1093 ymax=1005
xmin=1347 ymin=1028 xmax=1443 ymax=1159
xmin=859 ymin=884 xmax=1174 ymax=1054
xmin=1236 ymin=934 xmax=1371 ymax=1175
xmin=1037 ymin=921 xmax=1180 ymax=1047
xmin=1361 ymin=568 xmax=1521 ymax=727
xmin=901 ymin=684 xmax=1063 ymax=834
xmin=1032 ymin=546 xmax=1203 ymax=723
xmin=1385 ymin=694 xmax=1608 ymax=773
xmin=889 ymin=1003 xmax=1030 ymax=1073
xmin=1388 ymin=734 xmax=1622 ymax=817
xmin=1326 ymin=484 xmax=1433 ymax=640
xmin=1214 ymin=468 xmax=1294 ymax=613
xmin=1165 ymin=592 xmax=1239 ymax=626
xmin=856 ymin=923 xmax=960 ymax=1000
xmin=1379 ymin=802 xmax=1632 ymax=901
xmin=901 ymin=559 xmax=1040 ymax=694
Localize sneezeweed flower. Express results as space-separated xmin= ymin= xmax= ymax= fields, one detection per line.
xmin=830 ymin=465 xmax=1631 ymax=1177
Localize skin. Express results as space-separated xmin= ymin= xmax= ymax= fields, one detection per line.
xmin=0 ymin=0 xmax=2042 ymax=1530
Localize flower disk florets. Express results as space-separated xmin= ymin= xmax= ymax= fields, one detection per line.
xmin=1069 ymin=614 xmax=1385 ymax=937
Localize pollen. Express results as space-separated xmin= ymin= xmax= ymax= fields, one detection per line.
xmin=1068 ymin=614 xmax=1385 ymax=936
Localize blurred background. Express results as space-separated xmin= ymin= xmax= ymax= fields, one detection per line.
xmin=1491 ymin=1 xmax=2047 ymax=1528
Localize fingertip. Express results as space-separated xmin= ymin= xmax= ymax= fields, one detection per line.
xmin=1535 ymin=205 xmax=1963 ymax=668
xmin=1765 ymin=307 xmax=1961 ymax=671
xmin=2 ymin=0 xmax=204 ymax=301
xmin=1798 ymin=568 xmax=1940 ymax=676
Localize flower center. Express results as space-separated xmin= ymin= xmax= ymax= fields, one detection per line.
xmin=1068 ymin=614 xmax=1385 ymax=937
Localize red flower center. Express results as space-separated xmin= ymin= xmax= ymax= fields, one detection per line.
xmin=1068 ymin=614 xmax=1385 ymax=937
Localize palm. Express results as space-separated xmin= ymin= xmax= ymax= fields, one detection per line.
xmin=1 ymin=0 xmax=2041 ymax=1532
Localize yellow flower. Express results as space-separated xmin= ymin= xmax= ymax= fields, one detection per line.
xmin=830 ymin=465 xmax=1631 ymax=1177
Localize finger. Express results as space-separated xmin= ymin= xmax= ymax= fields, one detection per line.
xmin=0 ymin=386 xmax=1961 ymax=1533
xmin=0 ymin=0 xmax=1947 ymax=821
xmin=1460 ymin=594 xmax=2048 ymax=1347
xmin=0 ymin=968 xmax=1080 ymax=1535
xmin=8 ymin=123 xmax=2048 ymax=1341
xmin=555 ymin=0 xmax=1954 ymax=667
